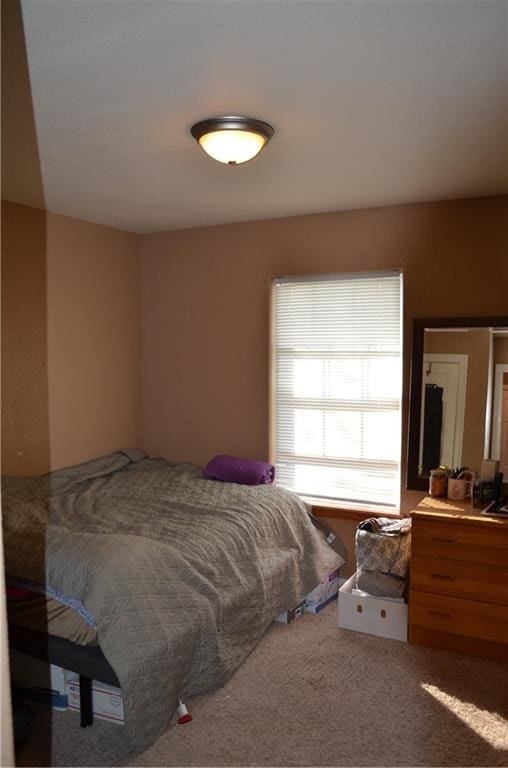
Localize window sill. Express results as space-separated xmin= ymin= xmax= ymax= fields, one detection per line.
xmin=302 ymin=495 xmax=403 ymax=522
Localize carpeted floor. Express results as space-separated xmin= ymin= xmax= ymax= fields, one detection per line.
xmin=16 ymin=601 xmax=508 ymax=767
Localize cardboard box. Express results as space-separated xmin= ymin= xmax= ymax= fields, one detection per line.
xmin=10 ymin=651 xmax=69 ymax=710
xmin=276 ymin=601 xmax=305 ymax=624
xmin=65 ymin=678 xmax=124 ymax=724
xmin=338 ymin=573 xmax=408 ymax=642
xmin=304 ymin=569 xmax=340 ymax=614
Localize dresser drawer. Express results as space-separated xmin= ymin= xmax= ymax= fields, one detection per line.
xmin=411 ymin=556 xmax=508 ymax=605
xmin=409 ymin=590 xmax=508 ymax=643
xmin=411 ymin=518 xmax=508 ymax=566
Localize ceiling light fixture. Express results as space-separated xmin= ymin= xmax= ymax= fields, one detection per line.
xmin=190 ymin=116 xmax=274 ymax=165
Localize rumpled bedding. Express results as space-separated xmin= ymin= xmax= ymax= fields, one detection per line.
xmin=2 ymin=452 xmax=342 ymax=755
xmin=355 ymin=568 xmax=406 ymax=600
xmin=355 ymin=516 xmax=411 ymax=600
xmin=355 ymin=517 xmax=411 ymax=578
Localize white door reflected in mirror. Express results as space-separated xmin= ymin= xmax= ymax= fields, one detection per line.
xmin=419 ymin=354 xmax=467 ymax=473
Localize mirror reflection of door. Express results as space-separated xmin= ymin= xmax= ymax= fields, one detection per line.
xmin=492 ymin=365 xmax=508 ymax=478
xmin=502 ymin=386 xmax=508 ymax=478
xmin=421 ymin=328 xmax=492 ymax=478
xmin=407 ymin=320 xmax=508 ymax=491
xmin=419 ymin=354 xmax=468 ymax=472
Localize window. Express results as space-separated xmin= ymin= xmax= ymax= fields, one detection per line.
xmin=271 ymin=272 xmax=403 ymax=508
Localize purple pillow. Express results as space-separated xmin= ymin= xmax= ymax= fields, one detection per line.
xmin=204 ymin=455 xmax=275 ymax=485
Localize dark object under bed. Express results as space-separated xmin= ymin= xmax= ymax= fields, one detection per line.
xmin=9 ymin=623 xmax=119 ymax=728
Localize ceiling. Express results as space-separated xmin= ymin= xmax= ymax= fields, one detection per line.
xmin=6 ymin=0 xmax=508 ymax=234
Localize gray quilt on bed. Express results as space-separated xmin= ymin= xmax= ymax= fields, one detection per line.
xmin=2 ymin=452 xmax=343 ymax=754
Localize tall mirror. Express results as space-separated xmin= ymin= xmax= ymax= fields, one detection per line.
xmin=407 ymin=316 xmax=508 ymax=491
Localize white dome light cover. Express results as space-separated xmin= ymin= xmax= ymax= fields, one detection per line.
xmin=191 ymin=116 xmax=274 ymax=165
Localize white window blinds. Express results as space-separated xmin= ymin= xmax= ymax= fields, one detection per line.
xmin=272 ymin=272 xmax=402 ymax=508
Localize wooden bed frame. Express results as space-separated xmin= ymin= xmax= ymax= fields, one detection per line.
xmin=8 ymin=624 xmax=119 ymax=728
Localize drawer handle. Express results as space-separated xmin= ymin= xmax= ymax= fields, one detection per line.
xmin=429 ymin=610 xmax=451 ymax=619
xmin=430 ymin=573 xmax=454 ymax=582
xmin=431 ymin=537 xmax=456 ymax=544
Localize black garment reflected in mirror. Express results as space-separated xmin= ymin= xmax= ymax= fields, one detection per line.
xmin=422 ymin=383 xmax=443 ymax=474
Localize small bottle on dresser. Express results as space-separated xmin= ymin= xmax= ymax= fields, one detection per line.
xmin=429 ymin=468 xmax=447 ymax=498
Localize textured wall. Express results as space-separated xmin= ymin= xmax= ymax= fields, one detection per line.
xmin=1 ymin=201 xmax=50 ymax=474
xmin=45 ymin=210 xmax=141 ymax=470
xmin=1 ymin=201 xmax=141 ymax=474
xmin=140 ymin=195 xmax=508 ymax=513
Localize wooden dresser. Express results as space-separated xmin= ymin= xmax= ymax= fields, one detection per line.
xmin=409 ymin=497 xmax=508 ymax=662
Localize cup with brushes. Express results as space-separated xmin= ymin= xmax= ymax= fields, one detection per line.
xmin=447 ymin=466 xmax=473 ymax=501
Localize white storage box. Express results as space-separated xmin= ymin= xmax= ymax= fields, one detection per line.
xmin=304 ymin=568 xmax=340 ymax=614
xmin=338 ymin=573 xmax=408 ymax=642
xmin=65 ymin=678 xmax=124 ymax=724
xmin=352 ymin=587 xmax=404 ymax=604
xmin=10 ymin=651 xmax=69 ymax=710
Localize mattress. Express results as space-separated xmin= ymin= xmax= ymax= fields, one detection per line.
xmin=7 ymin=592 xmax=98 ymax=646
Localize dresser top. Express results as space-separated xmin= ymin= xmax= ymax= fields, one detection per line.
xmin=411 ymin=496 xmax=508 ymax=528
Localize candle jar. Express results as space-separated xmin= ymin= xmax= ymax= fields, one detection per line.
xmin=429 ymin=469 xmax=448 ymax=498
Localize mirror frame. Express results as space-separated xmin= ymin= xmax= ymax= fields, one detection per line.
xmin=406 ymin=315 xmax=508 ymax=491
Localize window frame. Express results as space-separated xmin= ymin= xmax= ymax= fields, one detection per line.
xmin=269 ymin=270 xmax=403 ymax=511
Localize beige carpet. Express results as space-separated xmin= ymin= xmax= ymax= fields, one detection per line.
xmin=16 ymin=601 xmax=508 ymax=767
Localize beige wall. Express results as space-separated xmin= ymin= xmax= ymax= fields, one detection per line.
xmin=1 ymin=201 xmax=50 ymax=474
xmin=1 ymin=201 xmax=141 ymax=474
xmin=3 ymin=195 xmax=507 ymax=501
xmin=140 ymin=195 xmax=508 ymax=514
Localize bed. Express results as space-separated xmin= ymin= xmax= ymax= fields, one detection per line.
xmin=3 ymin=450 xmax=344 ymax=754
